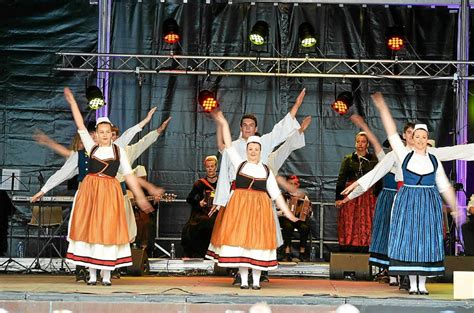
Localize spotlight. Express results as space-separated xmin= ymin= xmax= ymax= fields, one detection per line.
xmin=386 ymin=26 xmax=405 ymax=51
xmin=198 ymin=90 xmax=219 ymax=112
xmin=249 ymin=21 xmax=269 ymax=46
xmin=331 ymin=92 xmax=353 ymax=115
xmin=86 ymin=86 xmax=105 ymax=110
xmin=298 ymin=22 xmax=317 ymax=48
xmin=163 ymin=18 xmax=180 ymax=44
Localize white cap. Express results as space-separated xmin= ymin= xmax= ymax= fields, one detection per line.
xmin=247 ymin=135 xmax=261 ymax=145
xmin=204 ymin=155 xmax=218 ymax=164
xmin=427 ymin=139 xmax=436 ymax=147
xmin=95 ymin=116 xmax=113 ymax=127
xmin=413 ymin=123 xmax=428 ymax=133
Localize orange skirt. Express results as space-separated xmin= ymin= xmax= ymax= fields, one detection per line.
xmin=69 ymin=174 xmax=129 ymax=245
xmin=210 ymin=189 xmax=276 ymax=250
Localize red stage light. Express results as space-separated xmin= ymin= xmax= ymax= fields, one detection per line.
xmin=387 ymin=36 xmax=404 ymax=51
xmin=162 ymin=18 xmax=180 ymax=45
xmin=331 ymin=92 xmax=353 ymax=116
xmin=198 ymin=90 xmax=219 ymax=112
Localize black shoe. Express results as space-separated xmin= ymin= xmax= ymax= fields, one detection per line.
xmin=418 ymin=290 xmax=429 ymax=295
xmin=408 ymin=289 xmax=419 ymax=295
xmin=240 ymin=284 xmax=249 ymax=289
xmin=102 ymin=281 xmax=112 ymax=286
xmin=86 ymin=281 xmax=97 ymax=286
xmin=232 ymin=273 xmax=241 ymax=285
xmin=252 ymin=285 xmax=261 ymax=290
xmin=260 ymin=272 xmax=270 ymax=282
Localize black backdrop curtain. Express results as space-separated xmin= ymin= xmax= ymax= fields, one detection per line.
xmin=0 ymin=1 xmax=464 ymax=248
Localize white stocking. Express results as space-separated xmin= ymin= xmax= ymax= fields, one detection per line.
xmin=239 ymin=267 xmax=249 ymax=286
xmin=389 ymin=276 xmax=398 ymax=284
xmin=409 ymin=275 xmax=418 ymax=292
xmin=418 ymin=276 xmax=427 ymax=292
xmin=252 ymin=269 xmax=262 ymax=287
xmin=102 ymin=269 xmax=111 ymax=283
xmin=88 ymin=268 xmax=97 ymax=283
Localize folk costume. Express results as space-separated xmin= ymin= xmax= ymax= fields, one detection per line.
xmin=66 ymin=129 xmax=134 ymax=271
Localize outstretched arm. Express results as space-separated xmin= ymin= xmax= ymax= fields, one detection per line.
xmin=211 ymin=109 xmax=232 ymax=149
xmin=34 ymin=130 xmax=73 ymax=158
xmin=349 ymin=114 xmax=383 ymax=158
xmin=289 ymin=88 xmax=306 ymax=119
xmin=64 ymin=87 xmax=86 ymax=131
xmin=138 ymin=107 xmax=158 ymax=128
xmin=371 ymin=92 xmax=397 ymax=138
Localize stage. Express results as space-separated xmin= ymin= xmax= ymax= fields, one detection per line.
xmin=1 ymin=259 xmax=473 ymax=313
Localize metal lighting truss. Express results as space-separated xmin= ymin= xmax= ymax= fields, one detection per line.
xmin=56 ymin=52 xmax=474 ymax=80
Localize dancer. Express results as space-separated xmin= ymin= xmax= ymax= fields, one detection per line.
xmin=334 ymin=130 xmax=380 ymax=252
xmin=207 ymin=109 xmax=298 ymax=290
xmin=371 ymin=92 xmax=458 ymax=295
xmin=64 ymin=87 xmax=153 ymax=286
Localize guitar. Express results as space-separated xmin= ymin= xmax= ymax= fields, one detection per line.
xmin=126 ymin=190 xmax=177 ymax=207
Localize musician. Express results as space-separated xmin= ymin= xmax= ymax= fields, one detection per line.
xmin=278 ymin=175 xmax=312 ymax=262
xmin=462 ymin=195 xmax=474 ymax=256
xmin=181 ymin=155 xmax=218 ymax=258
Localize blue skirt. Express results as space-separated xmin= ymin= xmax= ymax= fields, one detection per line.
xmin=388 ymin=185 xmax=445 ymax=276
xmin=369 ymin=188 xmax=396 ymax=268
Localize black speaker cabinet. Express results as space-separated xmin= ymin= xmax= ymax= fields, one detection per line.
xmin=330 ymin=252 xmax=371 ymax=280
xmin=440 ymin=256 xmax=474 ymax=282
xmin=127 ymin=247 xmax=149 ymax=276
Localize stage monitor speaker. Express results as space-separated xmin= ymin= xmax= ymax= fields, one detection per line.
xmin=330 ymin=252 xmax=371 ymax=280
xmin=440 ymin=256 xmax=474 ymax=282
xmin=127 ymin=247 xmax=149 ymax=276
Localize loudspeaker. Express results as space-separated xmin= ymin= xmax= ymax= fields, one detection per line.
xmin=127 ymin=247 xmax=149 ymax=276
xmin=441 ymin=256 xmax=474 ymax=282
xmin=330 ymin=252 xmax=371 ymax=280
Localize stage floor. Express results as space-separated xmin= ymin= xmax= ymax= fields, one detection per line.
xmin=0 ymin=274 xmax=473 ymax=313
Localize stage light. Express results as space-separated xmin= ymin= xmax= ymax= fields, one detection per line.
xmin=298 ymin=22 xmax=317 ymax=48
xmin=163 ymin=18 xmax=180 ymax=44
xmin=249 ymin=21 xmax=269 ymax=46
xmin=386 ymin=26 xmax=405 ymax=51
xmin=331 ymin=92 xmax=353 ymax=115
xmin=198 ymin=90 xmax=219 ymax=112
xmin=86 ymin=86 xmax=105 ymax=110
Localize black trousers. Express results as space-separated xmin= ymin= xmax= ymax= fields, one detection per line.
xmin=462 ymin=216 xmax=474 ymax=256
xmin=279 ymin=217 xmax=310 ymax=249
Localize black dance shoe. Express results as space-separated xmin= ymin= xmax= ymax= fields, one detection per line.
xmin=102 ymin=281 xmax=112 ymax=286
xmin=86 ymin=280 xmax=97 ymax=286
xmin=252 ymin=285 xmax=261 ymax=290
xmin=240 ymin=284 xmax=249 ymax=289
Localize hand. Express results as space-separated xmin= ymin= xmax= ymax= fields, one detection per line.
xmin=285 ymin=212 xmax=299 ymax=223
xmin=335 ymin=200 xmax=346 ymax=209
xmin=199 ymin=199 xmax=208 ymax=208
xmin=341 ymin=182 xmax=359 ymax=196
xmin=349 ymin=114 xmax=365 ymax=129
xmin=150 ymin=187 xmax=165 ymax=204
xmin=290 ymin=88 xmax=306 ymax=118
xmin=371 ymin=92 xmax=387 ymax=109
xmin=136 ymin=198 xmax=154 ymax=214
xmin=208 ymin=205 xmax=220 ymax=217
xmin=157 ymin=117 xmax=171 ymax=134
xmin=210 ymin=108 xmax=224 ymax=122
xmin=298 ymin=116 xmax=312 ymax=134
xmin=33 ymin=130 xmax=52 ymax=146
xmin=140 ymin=107 xmax=158 ymax=126
xmin=31 ymin=191 xmax=44 ymax=203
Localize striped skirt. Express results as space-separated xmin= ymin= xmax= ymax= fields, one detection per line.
xmin=387 ymin=185 xmax=444 ymax=276
xmin=368 ymin=188 xmax=397 ymax=268
xmin=206 ymin=189 xmax=278 ymax=271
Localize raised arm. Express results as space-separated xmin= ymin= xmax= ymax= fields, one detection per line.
xmin=64 ymin=87 xmax=86 ymax=131
xmin=349 ymin=114 xmax=383 ymax=158
xmin=138 ymin=107 xmax=158 ymax=128
xmin=34 ymin=130 xmax=73 ymax=158
xmin=211 ymin=109 xmax=232 ymax=149
xmin=289 ymin=88 xmax=306 ymax=119
xmin=371 ymin=92 xmax=397 ymax=138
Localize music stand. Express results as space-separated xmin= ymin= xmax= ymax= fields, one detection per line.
xmin=26 ymin=172 xmax=71 ymax=273
xmin=0 ymin=171 xmax=30 ymax=271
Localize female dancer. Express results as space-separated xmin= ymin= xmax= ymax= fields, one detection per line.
xmin=371 ymin=92 xmax=457 ymax=295
xmin=206 ymin=110 xmax=298 ymax=290
xmin=64 ymin=87 xmax=153 ymax=286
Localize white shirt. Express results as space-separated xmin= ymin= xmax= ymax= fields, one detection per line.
xmin=213 ymin=113 xmax=300 ymax=207
xmin=226 ymin=147 xmax=281 ymax=200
